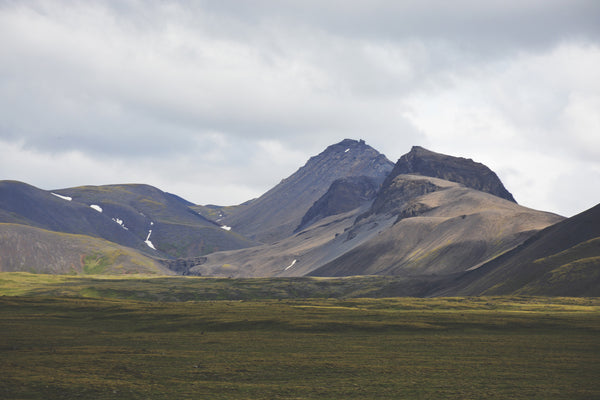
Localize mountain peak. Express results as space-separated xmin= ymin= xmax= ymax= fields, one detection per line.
xmin=387 ymin=146 xmax=516 ymax=203
xmin=222 ymin=139 xmax=394 ymax=242
xmin=329 ymin=138 xmax=366 ymax=149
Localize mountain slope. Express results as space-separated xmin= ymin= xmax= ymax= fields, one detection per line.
xmin=309 ymin=175 xmax=561 ymax=277
xmin=439 ymin=203 xmax=600 ymax=296
xmin=0 ymin=181 xmax=257 ymax=260
xmin=221 ymin=139 xmax=394 ymax=243
xmin=0 ymin=180 xmax=145 ymax=251
xmin=0 ymin=223 xmax=171 ymax=275
xmin=189 ymin=203 xmax=389 ymax=278
xmin=59 ymin=184 xmax=257 ymax=258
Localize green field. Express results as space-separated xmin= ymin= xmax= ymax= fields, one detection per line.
xmin=1 ymin=273 xmax=599 ymax=399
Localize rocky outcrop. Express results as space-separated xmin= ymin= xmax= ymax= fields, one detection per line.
xmin=388 ymin=146 xmax=516 ymax=202
xmin=370 ymin=176 xmax=441 ymax=216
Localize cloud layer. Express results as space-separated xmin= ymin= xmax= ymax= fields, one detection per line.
xmin=1 ymin=0 xmax=599 ymax=216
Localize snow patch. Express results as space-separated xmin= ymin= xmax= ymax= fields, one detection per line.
xmin=144 ymin=229 xmax=156 ymax=250
xmin=284 ymin=259 xmax=297 ymax=271
xmin=51 ymin=192 xmax=72 ymax=201
xmin=112 ymin=217 xmax=129 ymax=230
xmin=221 ymin=225 xmax=232 ymax=231
xmin=90 ymin=204 xmax=102 ymax=213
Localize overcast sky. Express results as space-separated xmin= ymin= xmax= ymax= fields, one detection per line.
xmin=1 ymin=0 xmax=599 ymax=217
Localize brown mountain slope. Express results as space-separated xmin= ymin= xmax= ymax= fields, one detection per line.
xmin=220 ymin=139 xmax=393 ymax=243
xmin=309 ymin=175 xmax=562 ymax=277
xmin=0 ymin=223 xmax=171 ymax=275
xmin=189 ymin=204 xmax=392 ymax=278
xmin=191 ymin=175 xmax=561 ymax=278
xmin=437 ymin=202 xmax=600 ymax=297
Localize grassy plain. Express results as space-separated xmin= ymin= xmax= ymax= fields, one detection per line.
xmin=0 ymin=273 xmax=599 ymax=399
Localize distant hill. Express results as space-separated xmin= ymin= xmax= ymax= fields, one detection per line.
xmin=0 ymin=180 xmax=145 ymax=251
xmin=58 ymin=184 xmax=257 ymax=257
xmin=0 ymin=223 xmax=171 ymax=275
xmin=439 ymin=202 xmax=600 ymax=297
xmin=220 ymin=139 xmax=394 ymax=243
xmin=0 ymin=181 xmax=257 ymax=260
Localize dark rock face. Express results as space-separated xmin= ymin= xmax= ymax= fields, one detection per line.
xmin=296 ymin=175 xmax=380 ymax=232
xmin=388 ymin=146 xmax=516 ymax=202
xmin=370 ymin=177 xmax=441 ymax=216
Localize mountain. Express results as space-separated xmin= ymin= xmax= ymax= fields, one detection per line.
xmin=219 ymin=139 xmax=394 ymax=243
xmin=0 ymin=223 xmax=171 ymax=275
xmin=0 ymin=181 xmax=257 ymax=260
xmin=3 ymin=141 xmax=593 ymax=296
xmin=309 ymin=175 xmax=561 ymax=277
xmin=439 ymin=202 xmax=600 ymax=297
xmin=191 ymin=146 xmax=562 ymax=279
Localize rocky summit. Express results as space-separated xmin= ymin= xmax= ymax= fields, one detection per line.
xmin=388 ymin=146 xmax=516 ymax=202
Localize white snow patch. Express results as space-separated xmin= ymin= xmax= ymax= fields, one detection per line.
xmin=345 ymin=148 xmax=350 ymax=153
xmin=144 ymin=229 xmax=156 ymax=250
xmin=90 ymin=204 xmax=102 ymax=213
xmin=221 ymin=225 xmax=232 ymax=231
xmin=284 ymin=259 xmax=297 ymax=271
xmin=51 ymin=192 xmax=72 ymax=201
xmin=112 ymin=217 xmax=129 ymax=230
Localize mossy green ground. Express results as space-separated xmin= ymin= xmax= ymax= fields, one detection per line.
xmin=0 ymin=273 xmax=599 ymax=399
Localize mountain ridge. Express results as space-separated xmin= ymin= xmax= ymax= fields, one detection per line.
xmin=1 ymin=139 xmax=596 ymax=297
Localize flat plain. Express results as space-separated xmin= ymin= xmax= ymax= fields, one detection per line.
xmin=1 ymin=273 xmax=599 ymax=399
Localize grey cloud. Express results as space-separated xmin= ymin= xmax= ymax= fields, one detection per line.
xmin=0 ymin=0 xmax=598 ymax=214
xmin=204 ymin=1 xmax=600 ymax=50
